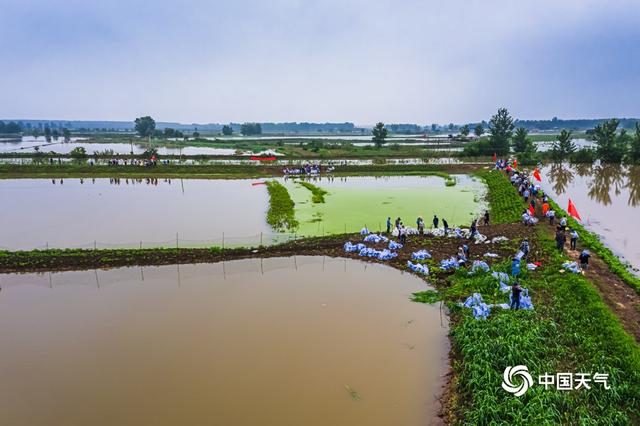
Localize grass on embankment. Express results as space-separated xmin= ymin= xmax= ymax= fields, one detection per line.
xmin=441 ymin=237 xmax=640 ymax=424
xmin=476 ymin=169 xmax=527 ymax=223
xmin=297 ymin=181 xmax=328 ymax=203
xmin=265 ymin=181 xmax=298 ymax=231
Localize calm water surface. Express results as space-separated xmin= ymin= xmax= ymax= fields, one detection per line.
xmin=0 ymin=257 xmax=448 ymax=426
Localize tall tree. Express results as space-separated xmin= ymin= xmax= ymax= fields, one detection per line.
xmin=371 ymin=122 xmax=388 ymax=148
xmin=551 ymin=129 xmax=576 ymax=161
xmin=512 ymin=127 xmax=530 ymax=153
xmin=62 ymin=128 xmax=71 ymax=142
xmin=44 ymin=126 xmax=52 ymax=142
xmin=459 ymin=124 xmax=470 ymax=137
xmin=222 ymin=125 xmax=233 ymax=136
xmin=474 ymin=123 xmax=484 ymax=137
xmin=134 ymin=116 xmax=156 ymax=137
xmin=627 ymin=122 xmax=640 ymax=164
xmin=240 ymin=122 xmax=262 ymax=136
xmin=488 ymin=107 xmax=514 ymax=156
xmin=593 ymin=119 xmax=627 ymax=163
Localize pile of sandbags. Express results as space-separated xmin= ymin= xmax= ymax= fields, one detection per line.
xmin=411 ymin=249 xmax=432 ymax=260
xmin=470 ymin=260 xmax=490 ymax=273
xmin=344 ymin=242 xmax=366 ymax=253
xmin=388 ymin=240 xmax=403 ymax=250
xmin=407 ymin=261 xmax=429 ymax=275
xmin=363 ymin=233 xmax=388 ymax=244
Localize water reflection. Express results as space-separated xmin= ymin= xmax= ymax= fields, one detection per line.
xmin=626 ymin=166 xmax=640 ymax=207
xmin=547 ymin=163 xmax=574 ymax=195
xmin=546 ymin=163 xmax=640 ymax=207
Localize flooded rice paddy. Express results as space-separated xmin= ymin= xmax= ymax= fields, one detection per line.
xmin=0 ymin=176 xmax=485 ymax=250
xmin=0 ymin=257 xmax=448 ymax=426
xmin=540 ymin=163 xmax=640 ymax=271
xmin=285 ymin=175 xmax=486 ymax=236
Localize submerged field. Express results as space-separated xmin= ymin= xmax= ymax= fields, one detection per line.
xmin=283 ymin=175 xmax=486 ymax=235
xmin=0 ymin=257 xmax=447 ymax=425
xmin=0 ymin=175 xmax=485 ymax=250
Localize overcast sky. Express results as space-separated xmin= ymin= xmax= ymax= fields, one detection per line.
xmin=1 ymin=0 xmax=639 ymax=125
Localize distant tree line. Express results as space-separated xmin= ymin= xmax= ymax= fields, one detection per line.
xmin=462 ymin=108 xmax=640 ymax=165
xmin=0 ymin=121 xmax=23 ymax=134
xmin=514 ymin=117 xmax=640 ymax=132
xmin=240 ymin=122 xmax=262 ymax=136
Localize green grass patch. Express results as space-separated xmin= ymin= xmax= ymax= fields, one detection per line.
xmin=438 ymin=231 xmax=640 ymax=424
xmin=411 ymin=290 xmax=441 ymax=304
xmin=265 ymin=180 xmax=299 ymax=231
xmin=476 ymin=169 xmax=527 ymax=223
xmin=297 ymin=181 xmax=329 ymax=203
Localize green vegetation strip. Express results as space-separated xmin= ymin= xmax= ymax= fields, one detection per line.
xmin=414 ymin=230 xmax=640 ymax=424
xmin=475 ymin=169 xmax=527 ymax=223
xmin=265 ymin=180 xmax=299 ymax=231
xmin=297 ymin=181 xmax=328 ymax=203
xmin=0 ymin=163 xmax=478 ymax=179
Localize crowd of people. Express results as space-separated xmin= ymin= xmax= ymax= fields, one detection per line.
xmin=496 ymin=158 xmax=590 ymax=271
xmin=283 ymin=162 xmax=333 ymax=176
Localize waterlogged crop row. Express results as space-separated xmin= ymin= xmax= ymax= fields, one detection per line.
xmin=297 ymin=181 xmax=328 ymax=203
xmin=265 ymin=181 xmax=299 ymax=231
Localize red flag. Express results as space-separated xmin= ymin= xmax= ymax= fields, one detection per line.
xmin=492 ymin=152 xmax=497 ymax=161
xmin=513 ymin=159 xmax=518 ymax=169
xmin=567 ymin=199 xmax=582 ymax=221
xmin=528 ymin=204 xmax=535 ymax=216
xmin=533 ymin=168 xmax=542 ymax=182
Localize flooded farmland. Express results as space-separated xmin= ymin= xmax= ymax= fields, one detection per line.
xmin=0 ymin=257 xmax=448 ymax=426
xmin=0 ymin=176 xmax=484 ymax=250
xmin=540 ymin=163 xmax=640 ymax=271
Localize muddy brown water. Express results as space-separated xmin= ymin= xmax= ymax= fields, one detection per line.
xmin=540 ymin=163 xmax=640 ymax=272
xmin=0 ymin=256 xmax=448 ymax=426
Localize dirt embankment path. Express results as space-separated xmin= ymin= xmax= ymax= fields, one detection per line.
xmin=531 ymin=193 xmax=640 ymax=342
xmin=0 ymin=223 xmax=530 ymax=275
xmin=550 ymin=222 xmax=640 ymax=342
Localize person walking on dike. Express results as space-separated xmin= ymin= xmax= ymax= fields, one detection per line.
xmin=559 ymin=216 xmax=567 ymax=228
xmin=417 ymin=216 xmax=425 ymax=235
xmin=386 ymin=217 xmax=392 ymax=234
xmin=395 ymin=217 xmax=401 ymax=231
xmin=470 ymin=219 xmax=478 ymax=237
xmin=442 ymin=218 xmax=449 ymax=234
xmin=483 ymin=210 xmax=490 ymax=226
xmin=579 ymin=249 xmax=591 ymax=270
xmin=555 ymin=228 xmax=566 ymax=252
xmin=510 ymin=282 xmax=523 ymax=310
xmin=570 ymin=228 xmax=579 ymax=250
xmin=399 ymin=224 xmax=407 ymax=245
xmin=432 ymin=215 xmax=439 ymax=229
